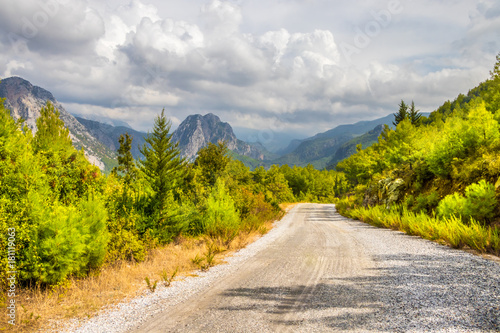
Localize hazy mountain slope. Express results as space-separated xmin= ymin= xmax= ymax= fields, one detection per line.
xmin=273 ymin=115 xmax=394 ymax=169
xmin=311 ymin=114 xmax=394 ymax=141
xmin=73 ymin=113 xmax=132 ymax=128
xmin=326 ymin=124 xmax=384 ymax=170
xmin=278 ymin=114 xmax=394 ymax=155
xmin=273 ymin=134 xmax=353 ymax=169
xmin=75 ymin=117 xmax=146 ymax=160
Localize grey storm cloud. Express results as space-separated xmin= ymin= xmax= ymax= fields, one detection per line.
xmin=0 ymin=0 xmax=499 ymax=134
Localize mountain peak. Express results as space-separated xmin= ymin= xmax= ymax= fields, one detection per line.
xmin=0 ymin=77 xmax=56 ymax=104
xmin=172 ymin=113 xmax=266 ymax=161
xmin=183 ymin=113 xmax=222 ymax=125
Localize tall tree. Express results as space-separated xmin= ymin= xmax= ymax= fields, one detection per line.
xmin=139 ymin=109 xmax=184 ymax=210
xmin=490 ymin=52 xmax=500 ymax=79
xmin=33 ymin=101 xmax=73 ymax=153
xmin=115 ymin=132 xmax=138 ymax=186
xmin=32 ymin=101 xmax=98 ymax=203
xmin=393 ymin=100 xmax=409 ymax=126
xmin=408 ymin=101 xmax=422 ymax=125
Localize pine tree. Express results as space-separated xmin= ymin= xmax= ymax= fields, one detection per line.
xmin=393 ymin=100 xmax=409 ymax=126
xmin=33 ymin=101 xmax=73 ymax=153
xmin=490 ymin=52 xmax=500 ymax=79
xmin=408 ymin=101 xmax=422 ymax=126
xmin=139 ymin=109 xmax=184 ymax=211
xmin=116 ymin=133 xmax=138 ymax=185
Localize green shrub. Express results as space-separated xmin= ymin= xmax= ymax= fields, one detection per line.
xmin=76 ymin=195 xmax=109 ymax=272
xmin=106 ymin=228 xmax=146 ymax=262
xmin=437 ymin=180 xmax=497 ymax=223
xmin=463 ymin=180 xmax=497 ymax=223
xmin=34 ymin=204 xmax=87 ymax=285
xmin=240 ymin=191 xmax=278 ymax=232
xmin=202 ymin=179 xmax=240 ymax=243
xmin=436 ymin=192 xmax=466 ymax=219
xmin=25 ymin=196 xmax=110 ymax=285
xmin=414 ymin=192 xmax=440 ymax=214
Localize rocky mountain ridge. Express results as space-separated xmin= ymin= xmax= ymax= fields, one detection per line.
xmin=171 ymin=113 xmax=271 ymax=161
xmin=0 ymin=77 xmax=115 ymax=171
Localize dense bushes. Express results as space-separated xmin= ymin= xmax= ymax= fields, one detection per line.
xmin=202 ymin=179 xmax=240 ymax=243
xmin=437 ymin=180 xmax=497 ymax=223
xmin=337 ymin=79 xmax=500 ymax=224
xmin=28 ymin=197 xmax=108 ymax=285
xmin=0 ymin=101 xmax=108 ymax=286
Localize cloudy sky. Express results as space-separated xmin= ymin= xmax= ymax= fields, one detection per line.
xmin=1 ymin=0 xmax=499 ymax=141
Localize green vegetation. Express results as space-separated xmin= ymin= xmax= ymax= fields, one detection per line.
xmin=336 ymin=198 xmax=500 ymax=253
xmin=0 ymin=100 xmax=344 ymax=291
xmin=273 ymin=135 xmax=352 ymax=169
xmin=334 ymin=54 xmax=500 ymax=255
xmin=0 ymin=100 xmax=106 ymax=286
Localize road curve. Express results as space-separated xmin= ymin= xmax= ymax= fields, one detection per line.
xmin=131 ymin=203 xmax=500 ymax=332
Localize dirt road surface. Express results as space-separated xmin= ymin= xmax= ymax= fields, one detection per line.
xmin=131 ymin=203 xmax=500 ymax=332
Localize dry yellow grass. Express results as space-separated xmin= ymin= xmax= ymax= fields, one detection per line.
xmin=1 ymin=216 xmax=282 ymax=333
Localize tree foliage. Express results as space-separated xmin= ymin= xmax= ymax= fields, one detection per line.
xmin=33 ymin=101 xmax=72 ymax=153
xmin=336 ymin=56 xmax=500 ymax=228
xmin=0 ymin=99 xmax=108 ymax=286
xmin=139 ymin=109 xmax=184 ymax=212
xmin=195 ymin=141 xmax=230 ymax=186
xmin=393 ymin=100 xmax=409 ymax=126
xmin=408 ymin=101 xmax=422 ymax=125
xmin=115 ymin=132 xmax=138 ymax=185
xmin=490 ymin=52 xmax=500 ymax=79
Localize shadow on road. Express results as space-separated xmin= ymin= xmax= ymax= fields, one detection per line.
xmin=218 ymin=253 xmax=500 ymax=331
xmin=220 ymin=278 xmax=381 ymax=330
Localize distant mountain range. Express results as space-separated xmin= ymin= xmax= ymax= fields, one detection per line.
xmin=0 ymin=76 xmax=398 ymax=171
xmin=326 ymin=124 xmax=385 ymax=169
xmin=73 ymin=114 xmax=132 ymax=128
xmin=271 ymin=115 xmax=394 ymax=169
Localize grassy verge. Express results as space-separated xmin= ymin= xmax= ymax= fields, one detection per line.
xmin=336 ymin=198 xmax=500 ymax=256
xmin=1 ymin=205 xmax=292 ymax=333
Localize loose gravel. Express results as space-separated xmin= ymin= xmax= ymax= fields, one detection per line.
xmin=352 ymin=222 xmax=500 ymax=332
xmin=50 ymin=204 xmax=500 ymax=333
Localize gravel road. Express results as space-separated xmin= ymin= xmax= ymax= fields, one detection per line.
xmin=67 ymin=203 xmax=500 ymax=333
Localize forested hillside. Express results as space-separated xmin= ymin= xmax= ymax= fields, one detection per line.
xmin=335 ymin=54 xmax=500 ymax=255
xmin=273 ymin=114 xmax=394 ymax=169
